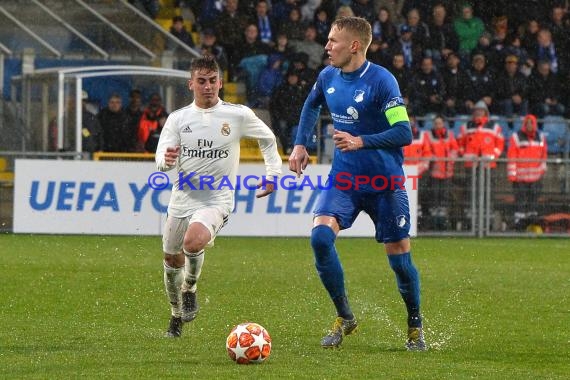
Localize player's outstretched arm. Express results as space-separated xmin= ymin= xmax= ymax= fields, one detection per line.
xmin=288 ymin=145 xmax=310 ymax=177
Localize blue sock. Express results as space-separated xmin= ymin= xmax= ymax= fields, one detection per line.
xmin=311 ymin=225 xmax=354 ymax=320
xmin=388 ymin=252 xmax=422 ymax=327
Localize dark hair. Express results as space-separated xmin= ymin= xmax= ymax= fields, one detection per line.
xmin=190 ymin=55 xmax=220 ymax=75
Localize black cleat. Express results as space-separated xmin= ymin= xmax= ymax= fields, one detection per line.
xmin=165 ymin=316 xmax=183 ymax=338
xmin=181 ymin=291 xmax=199 ymax=323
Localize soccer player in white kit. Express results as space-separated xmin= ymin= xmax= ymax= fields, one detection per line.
xmin=155 ymin=56 xmax=282 ymax=337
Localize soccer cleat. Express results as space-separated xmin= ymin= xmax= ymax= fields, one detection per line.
xmin=405 ymin=327 xmax=427 ymax=351
xmin=320 ymin=316 xmax=358 ymax=348
xmin=165 ymin=316 xmax=183 ymax=338
xmin=181 ymin=290 xmax=199 ymax=322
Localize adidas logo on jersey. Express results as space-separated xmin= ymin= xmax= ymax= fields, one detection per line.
xmin=181 ymin=125 xmax=193 ymax=133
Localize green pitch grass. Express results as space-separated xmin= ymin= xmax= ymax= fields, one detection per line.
xmin=0 ymin=235 xmax=568 ymax=379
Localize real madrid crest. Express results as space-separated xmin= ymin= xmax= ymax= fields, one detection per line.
xmin=221 ymin=123 xmax=231 ymax=136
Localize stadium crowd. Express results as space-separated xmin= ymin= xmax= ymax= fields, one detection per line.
xmin=81 ymin=0 xmax=570 ymax=156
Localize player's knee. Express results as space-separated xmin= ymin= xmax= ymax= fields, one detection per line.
xmin=311 ymin=225 xmax=336 ymax=254
xmin=183 ymin=239 xmax=206 ymax=255
xmin=164 ymin=252 xmax=184 ymax=268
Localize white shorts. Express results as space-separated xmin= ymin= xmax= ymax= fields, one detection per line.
xmin=162 ymin=207 xmax=229 ymax=255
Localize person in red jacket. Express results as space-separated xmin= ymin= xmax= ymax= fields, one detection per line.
xmin=403 ymin=115 xmax=432 ymax=226
xmin=507 ymin=114 xmax=548 ymax=230
xmin=403 ymin=115 xmax=432 ymax=176
xmin=457 ymin=100 xmax=504 ymax=168
xmin=138 ymin=93 xmax=168 ymax=151
xmin=426 ymin=115 xmax=459 ymax=229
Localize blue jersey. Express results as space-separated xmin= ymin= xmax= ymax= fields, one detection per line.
xmin=295 ymin=61 xmax=412 ymax=192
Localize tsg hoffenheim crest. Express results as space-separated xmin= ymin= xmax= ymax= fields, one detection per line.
xmin=353 ymin=90 xmax=365 ymax=103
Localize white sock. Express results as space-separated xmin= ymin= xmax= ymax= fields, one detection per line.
xmin=163 ymin=261 xmax=183 ymax=317
xmin=181 ymin=249 xmax=204 ymax=293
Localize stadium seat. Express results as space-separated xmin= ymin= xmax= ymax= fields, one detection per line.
xmin=541 ymin=116 xmax=569 ymax=154
xmin=451 ymin=114 xmax=470 ymax=135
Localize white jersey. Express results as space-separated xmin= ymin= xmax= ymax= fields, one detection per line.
xmin=155 ymin=99 xmax=282 ymax=217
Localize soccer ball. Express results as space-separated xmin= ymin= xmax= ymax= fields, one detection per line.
xmin=226 ymin=322 xmax=272 ymax=364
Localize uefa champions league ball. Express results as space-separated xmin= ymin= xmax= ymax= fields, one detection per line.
xmin=226 ymin=322 xmax=272 ymax=364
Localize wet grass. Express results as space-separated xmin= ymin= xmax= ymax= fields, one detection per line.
xmin=0 ymin=235 xmax=568 ymax=379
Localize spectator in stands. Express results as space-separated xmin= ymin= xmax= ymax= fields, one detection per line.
xmin=390 ymin=24 xmax=423 ymax=69
xmin=236 ymin=23 xmax=273 ymax=100
xmin=403 ymin=114 xmax=431 ymax=222
xmin=215 ymin=0 xmax=251 ymax=80
xmin=98 ymin=93 xmax=132 ymax=153
xmin=366 ymin=38 xmax=390 ymax=67
xmin=335 ymin=4 xmax=355 ymax=19
xmin=126 ymin=89 xmax=143 ymax=152
xmin=351 ymin=0 xmax=376 ymax=24
xmin=169 ymin=16 xmax=195 ymax=49
xmin=545 ymin=4 xmax=570 ymax=67
xmin=464 ymin=53 xmax=495 ymax=114
xmin=425 ymin=3 xmax=459 ymax=68
xmin=401 ymin=8 xmax=429 ymax=50
xmin=269 ymin=68 xmax=307 ymax=153
xmin=425 ymin=114 xmax=459 ymax=229
xmin=507 ymin=114 xmax=548 ymax=230
xmin=473 ymin=32 xmax=501 ymax=72
xmin=194 ymin=0 xmax=223 ymax=29
xmin=144 ymin=115 xmax=167 ymax=153
xmin=313 ymin=7 xmax=332 ymax=45
xmin=531 ymin=28 xmax=561 ymax=74
xmin=272 ymin=0 xmax=304 ymax=23
xmin=129 ymin=0 xmax=160 ymax=19
xmin=441 ymin=51 xmax=470 ymax=116
xmin=272 ymin=31 xmax=295 ymax=67
xmin=403 ymin=114 xmax=431 ymax=177
xmin=489 ymin=15 xmax=510 ymax=54
xmin=80 ymin=91 xmax=103 ymax=155
xmin=520 ymin=18 xmax=540 ymax=56
xmin=301 ymin=0 xmax=322 ymax=23
xmin=289 ymin=24 xmax=325 ymax=70
xmin=279 ymin=6 xmax=307 ymax=41
xmin=251 ymin=54 xmax=284 ymax=108
xmin=388 ymin=52 xmax=412 ymax=104
xmin=254 ymin=0 xmax=276 ymax=47
xmin=457 ymin=100 xmax=504 ymax=169
xmin=289 ymin=52 xmax=317 ymax=88
xmin=495 ymin=55 xmax=529 ymax=119
xmin=197 ymin=28 xmax=229 ymax=73
xmin=138 ymin=93 xmax=168 ymax=152
xmin=502 ymin=33 xmax=533 ymax=77
xmin=371 ymin=6 xmax=398 ymax=47
xmin=373 ymin=0 xmax=405 ymax=25
xmin=408 ymin=56 xmax=446 ymax=117
xmin=528 ymin=60 xmax=566 ymax=119
xmin=454 ymin=3 xmax=485 ymax=60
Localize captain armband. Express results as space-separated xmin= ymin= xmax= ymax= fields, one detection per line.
xmin=385 ymin=105 xmax=409 ymax=126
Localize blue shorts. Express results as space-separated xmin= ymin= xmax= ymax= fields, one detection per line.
xmin=313 ymin=185 xmax=410 ymax=243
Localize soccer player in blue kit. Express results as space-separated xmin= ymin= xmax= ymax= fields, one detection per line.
xmin=289 ymin=17 xmax=425 ymax=351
